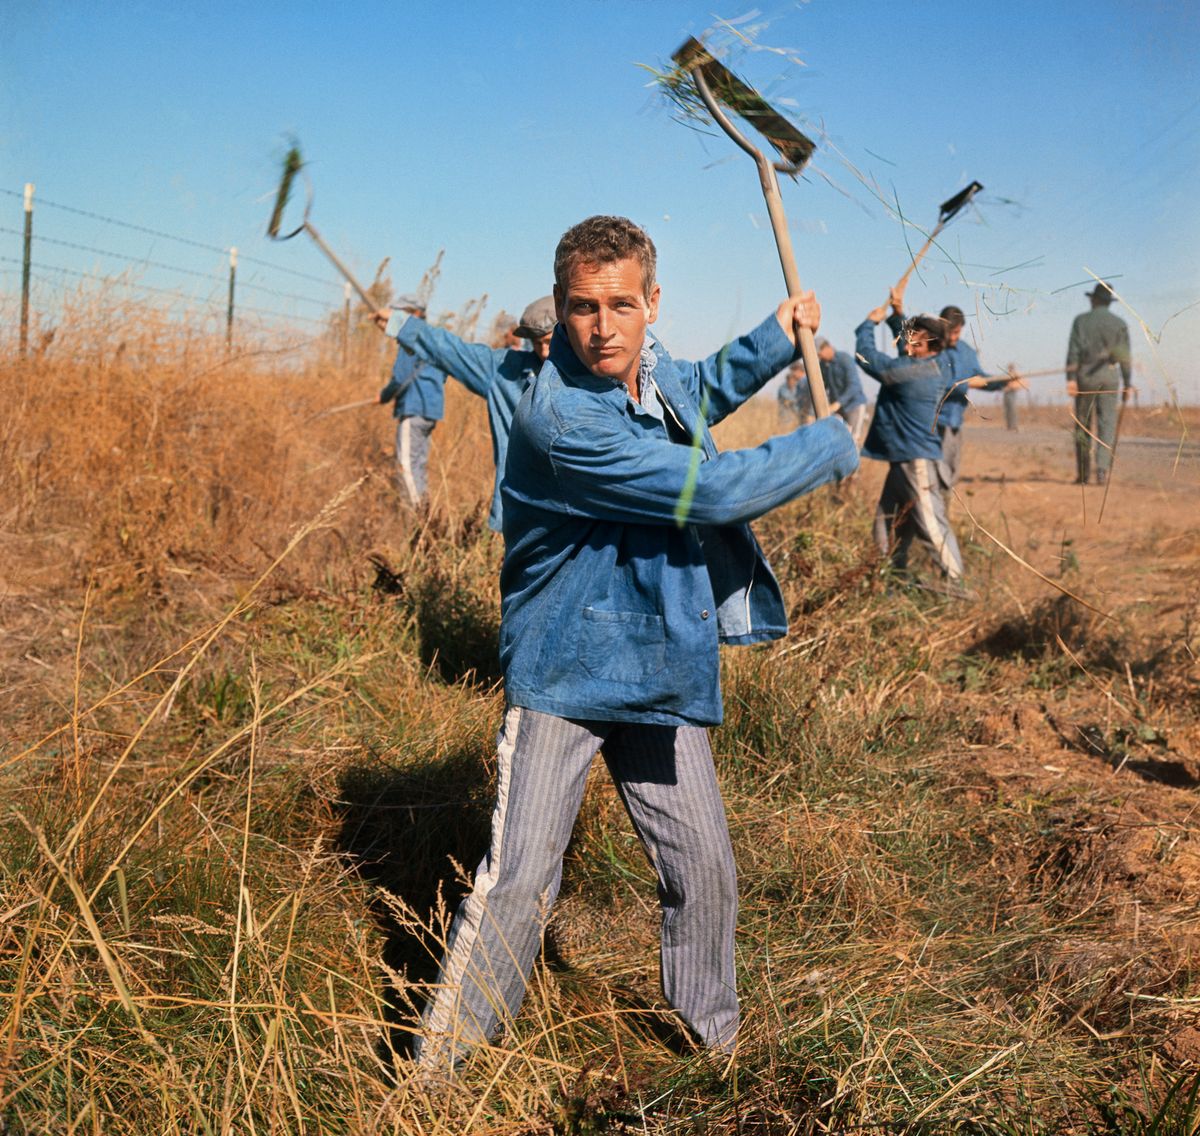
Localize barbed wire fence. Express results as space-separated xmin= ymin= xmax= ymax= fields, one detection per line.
xmin=1 ymin=183 xmax=367 ymax=365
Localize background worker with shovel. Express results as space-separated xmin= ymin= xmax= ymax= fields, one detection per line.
xmin=412 ymin=215 xmax=858 ymax=1073
xmin=374 ymin=296 xmax=556 ymax=530
xmin=887 ymin=290 xmax=1019 ymax=507
xmin=376 ymin=295 xmax=454 ymax=506
xmin=856 ymin=304 xmax=969 ymax=595
xmin=935 ymin=306 xmax=1022 ymax=502
xmin=816 ymin=336 xmax=869 ymax=449
xmin=1066 ymin=281 xmax=1133 ymax=485
xmin=777 ymin=360 xmax=814 ymax=426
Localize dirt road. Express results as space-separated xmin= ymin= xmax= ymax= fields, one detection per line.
xmin=948 ymin=418 xmax=1197 ymax=619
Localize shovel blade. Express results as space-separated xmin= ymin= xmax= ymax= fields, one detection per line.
xmin=937 ymin=180 xmax=984 ymax=223
xmin=267 ymin=146 xmax=304 ymax=239
xmin=672 ymin=37 xmax=815 ymax=171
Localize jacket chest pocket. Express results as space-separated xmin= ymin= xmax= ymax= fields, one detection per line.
xmin=578 ymin=608 xmax=666 ymax=682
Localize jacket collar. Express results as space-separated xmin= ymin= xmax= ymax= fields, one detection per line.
xmin=545 ymin=325 xmax=711 ymax=451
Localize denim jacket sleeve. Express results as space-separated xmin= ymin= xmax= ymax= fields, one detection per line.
xmin=944 ymin=342 xmax=980 ymax=408
xmin=542 ymin=414 xmax=857 ymax=527
xmin=680 ymin=314 xmax=799 ymax=426
xmin=396 ymin=317 xmax=496 ymax=398
xmin=854 ymin=319 xmax=893 ymax=383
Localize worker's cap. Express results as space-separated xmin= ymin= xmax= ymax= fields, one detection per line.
xmin=1085 ymin=282 xmax=1116 ymax=304
xmin=815 ymin=337 xmax=831 ymax=351
xmin=392 ymin=292 xmax=426 ymax=314
xmin=513 ymin=295 xmax=556 ymax=339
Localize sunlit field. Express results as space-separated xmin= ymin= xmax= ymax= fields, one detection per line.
xmin=2 ymin=297 xmax=1198 ymax=1134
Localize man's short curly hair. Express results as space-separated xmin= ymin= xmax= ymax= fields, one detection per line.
xmin=554 ymin=216 xmax=657 ymax=299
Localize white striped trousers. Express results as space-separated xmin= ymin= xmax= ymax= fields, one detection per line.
xmin=415 ymin=706 xmax=740 ymax=1069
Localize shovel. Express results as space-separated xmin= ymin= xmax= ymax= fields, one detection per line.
xmin=671 ymin=37 xmax=830 ymax=418
xmin=886 ymin=181 xmax=984 ymax=305
xmin=266 ymin=145 xmax=378 ymax=311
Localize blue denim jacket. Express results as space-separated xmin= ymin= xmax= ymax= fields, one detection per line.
xmin=939 ymin=340 xmax=991 ymax=431
xmin=499 ymin=315 xmax=859 ymax=727
xmin=823 ymin=350 xmax=866 ymax=413
xmin=396 ymin=317 xmax=538 ymax=530
xmin=855 ymin=319 xmax=948 ymax=464
xmin=379 ymin=347 xmax=450 ymax=421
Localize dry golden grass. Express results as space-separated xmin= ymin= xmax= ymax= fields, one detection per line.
xmin=2 ymin=295 xmax=1199 ymax=1133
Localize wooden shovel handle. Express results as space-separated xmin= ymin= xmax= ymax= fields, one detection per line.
xmin=303 ymin=221 xmax=377 ymax=311
xmin=885 ymin=221 xmax=947 ymax=310
xmin=758 ymin=162 xmax=829 ymax=418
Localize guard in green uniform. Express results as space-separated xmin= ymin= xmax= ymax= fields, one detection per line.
xmin=1066 ymin=282 xmax=1133 ymax=485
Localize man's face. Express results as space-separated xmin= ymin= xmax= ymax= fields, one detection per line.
xmin=554 ymin=257 xmax=659 ymax=388
xmin=530 ymin=333 xmax=551 ymax=362
xmin=818 ymin=344 xmax=835 ymax=362
xmin=906 ymin=328 xmax=934 ymax=358
xmin=946 ymin=324 xmax=963 ymax=347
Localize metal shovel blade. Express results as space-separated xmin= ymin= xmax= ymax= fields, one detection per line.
xmin=937 ymin=181 xmax=984 ymax=224
xmin=267 ymin=146 xmax=305 ymax=239
xmin=672 ymin=37 xmax=815 ymax=171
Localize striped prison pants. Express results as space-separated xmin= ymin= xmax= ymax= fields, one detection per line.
xmin=872 ymin=458 xmax=965 ymax=581
xmin=937 ymin=425 xmax=963 ymax=501
xmin=840 ymin=403 xmax=869 ymax=452
xmin=394 ymin=415 xmax=436 ymax=505
xmin=414 ymin=705 xmax=740 ymax=1070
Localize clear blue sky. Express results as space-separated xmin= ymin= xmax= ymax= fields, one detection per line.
xmin=4 ymin=1 xmax=1198 ymax=401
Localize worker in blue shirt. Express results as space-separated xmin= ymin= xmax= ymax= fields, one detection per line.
xmin=888 ymin=291 xmax=1018 ymax=509
xmin=376 ymin=296 xmax=554 ymax=530
xmin=776 ymin=360 xmax=812 ymax=426
xmin=816 ymin=337 xmax=869 ymax=449
xmin=376 ymin=295 xmax=457 ymax=505
xmin=414 ymin=215 xmax=858 ymax=1073
xmin=856 ymin=302 xmax=968 ymax=592
xmin=936 ymin=305 xmax=1018 ymax=503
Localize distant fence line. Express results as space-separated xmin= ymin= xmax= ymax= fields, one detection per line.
xmin=4 ymin=183 xmax=358 ymax=355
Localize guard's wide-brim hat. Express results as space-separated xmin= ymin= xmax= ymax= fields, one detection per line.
xmin=513 ymin=296 xmax=556 ymax=339
xmin=1086 ymin=282 xmax=1116 ymax=302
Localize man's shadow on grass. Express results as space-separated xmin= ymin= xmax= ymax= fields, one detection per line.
xmin=333 ymin=746 xmax=492 ymax=1064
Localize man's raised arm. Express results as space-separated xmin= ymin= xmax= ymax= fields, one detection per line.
xmin=510 ymin=412 xmax=856 ymax=529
